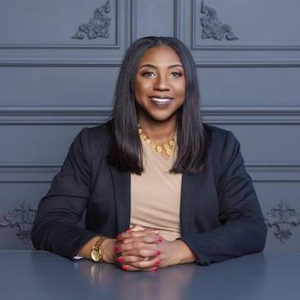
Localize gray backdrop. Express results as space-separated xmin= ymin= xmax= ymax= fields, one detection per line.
xmin=1 ymin=0 xmax=299 ymax=252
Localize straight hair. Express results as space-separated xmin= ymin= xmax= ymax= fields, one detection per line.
xmin=108 ymin=36 xmax=209 ymax=175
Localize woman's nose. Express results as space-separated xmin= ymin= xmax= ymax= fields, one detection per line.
xmin=153 ymin=75 xmax=170 ymax=91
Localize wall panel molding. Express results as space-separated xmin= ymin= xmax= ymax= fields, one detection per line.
xmin=192 ymin=0 xmax=300 ymax=51
xmin=0 ymin=105 xmax=112 ymax=125
xmin=174 ymin=0 xmax=184 ymax=40
xmin=190 ymin=0 xmax=300 ymax=66
xmin=1 ymin=162 xmax=300 ymax=183
xmin=0 ymin=0 xmax=120 ymax=49
xmin=0 ymin=105 xmax=300 ymax=125
xmin=2 ymin=60 xmax=300 ymax=67
xmin=0 ymin=0 xmax=131 ymax=66
xmin=202 ymin=105 xmax=300 ymax=125
xmin=0 ymin=165 xmax=60 ymax=183
xmin=194 ymin=61 xmax=300 ymax=68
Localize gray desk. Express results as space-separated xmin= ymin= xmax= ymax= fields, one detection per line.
xmin=0 ymin=251 xmax=298 ymax=300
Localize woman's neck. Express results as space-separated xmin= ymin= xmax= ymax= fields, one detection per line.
xmin=138 ymin=117 xmax=176 ymax=144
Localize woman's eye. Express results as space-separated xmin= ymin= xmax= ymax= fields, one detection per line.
xmin=142 ymin=71 xmax=155 ymax=77
xmin=171 ymin=72 xmax=182 ymax=78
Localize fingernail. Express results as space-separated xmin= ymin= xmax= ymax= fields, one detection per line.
xmin=157 ymin=238 xmax=163 ymax=243
xmin=116 ymin=234 xmax=122 ymax=239
xmin=117 ymin=256 xmax=124 ymax=263
xmin=122 ymin=265 xmax=130 ymax=271
xmin=114 ymin=246 xmax=121 ymax=253
xmin=155 ymin=259 xmax=161 ymax=266
xmin=126 ymin=228 xmax=131 ymax=232
xmin=152 ymin=266 xmax=158 ymax=272
xmin=156 ymin=250 xmax=161 ymax=256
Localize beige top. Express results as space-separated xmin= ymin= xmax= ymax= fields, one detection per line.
xmin=130 ymin=138 xmax=182 ymax=241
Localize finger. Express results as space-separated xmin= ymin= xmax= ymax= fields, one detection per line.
xmin=131 ymin=224 xmax=160 ymax=232
xmin=121 ymin=264 xmax=159 ymax=272
xmin=117 ymin=231 xmax=160 ymax=240
xmin=121 ymin=234 xmax=162 ymax=245
xmin=117 ymin=255 xmax=159 ymax=264
xmin=119 ymin=241 xmax=158 ymax=254
xmin=121 ymin=246 xmax=160 ymax=258
xmin=124 ymin=257 xmax=161 ymax=269
xmin=130 ymin=224 xmax=146 ymax=231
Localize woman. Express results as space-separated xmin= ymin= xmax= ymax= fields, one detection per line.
xmin=32 ymin=36 xmax=267 ymax=272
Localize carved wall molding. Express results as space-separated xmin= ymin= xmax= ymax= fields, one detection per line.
xmin=199 ymin=1 xmax=238 ymax=41
xmin=265 ymin=201 xmax=300 ymax=243
xmin=0 ymin=202 xmax=37 ymax=244
xmin=72 ymin=1 xmax=111 ymax=40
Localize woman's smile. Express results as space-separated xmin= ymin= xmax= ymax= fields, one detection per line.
xmin=149 ymin=95 xmax=174 ymax=107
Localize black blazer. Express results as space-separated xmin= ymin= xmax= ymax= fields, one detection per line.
xmin=32 ymin=122 xmax=267 ymax=265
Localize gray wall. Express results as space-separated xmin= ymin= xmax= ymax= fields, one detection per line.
xmin=1 ymin=0 xmax=299 ymax=252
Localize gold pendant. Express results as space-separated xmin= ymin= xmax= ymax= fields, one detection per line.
xmin=156 ymin=146 xmax=163 ymax=153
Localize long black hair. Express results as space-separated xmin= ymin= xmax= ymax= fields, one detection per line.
xmin=108 ymin=36 xmax=209 ymax=175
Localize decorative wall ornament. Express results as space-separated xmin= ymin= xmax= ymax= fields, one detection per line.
xmin=200 ymin=1 xmax=238 ymax=41
xmin=0 ymin=202 xmax=37 ymax=244
xmin=265 ymin=201 xmax=300 ymax=243
xmin=72 ymin=1 xmax=111 ymax=40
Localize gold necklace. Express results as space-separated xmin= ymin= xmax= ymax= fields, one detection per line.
xmin=138 ymin=126 xmax=175 ymax=156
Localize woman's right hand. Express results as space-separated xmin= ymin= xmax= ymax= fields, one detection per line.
xmin=103 ymin=225 xmax=160 ymax=269
xmin=102 ymin=225 xmax=150 ymax=264
xmin=113 ymin=225 xmax=163 ymax=271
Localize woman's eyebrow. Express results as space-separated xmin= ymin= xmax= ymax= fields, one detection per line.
xmin=139 ymin=64 xmax=183 ymax=70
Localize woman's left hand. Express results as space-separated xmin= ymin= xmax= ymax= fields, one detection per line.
xmin=115 ymin=230 xmax=180 ymax=272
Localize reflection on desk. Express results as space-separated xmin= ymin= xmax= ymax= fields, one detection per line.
xmin=0 ymin=251 xmax=299 ymax=300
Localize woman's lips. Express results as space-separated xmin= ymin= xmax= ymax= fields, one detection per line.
xmin=149 ymin=97 xmax=173 ymax=107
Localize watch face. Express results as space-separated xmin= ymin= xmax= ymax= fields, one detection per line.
xmin=91 ymin=250 xmax=100 ymax=262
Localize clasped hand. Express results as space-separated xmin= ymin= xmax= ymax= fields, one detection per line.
xmin=113 ymin=225 xmax=175 ymax=272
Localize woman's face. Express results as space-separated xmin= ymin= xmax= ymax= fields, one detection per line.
xmin=135 ymin=45 xmax=186 ymax=124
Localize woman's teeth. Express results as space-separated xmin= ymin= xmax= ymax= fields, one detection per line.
xmin=152 ymin=98 xmax=171 ymax=102
xmin=150 ymin=98 xmax=172 ymax=106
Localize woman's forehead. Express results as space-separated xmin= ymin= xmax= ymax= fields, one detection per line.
xmin=138 ymin=45 xmax=183 ymax=67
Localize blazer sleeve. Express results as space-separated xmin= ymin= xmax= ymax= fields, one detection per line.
xmin=31 ymin=128 xmax=100 ymax=259
xmin=180 ymin=131 xmax=267 ymax=265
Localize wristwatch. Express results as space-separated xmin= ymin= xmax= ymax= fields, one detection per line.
xmin=91 ymin=236 xmax=108 ymax=262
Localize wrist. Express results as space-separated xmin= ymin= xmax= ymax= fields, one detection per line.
xmin=170 ymin=240 xmax=197 ymax=265
xmin=102 ymin=238 xmax=117 ymax=264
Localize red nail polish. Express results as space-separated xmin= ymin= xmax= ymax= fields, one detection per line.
xmin=126 ymin=228 xmax=131 ymax=232
xmin=157 ymin=238 xmax=163 ymax=243
xmin=152 ymin=266 xmax=158 ymax=272
xmin=117 ymin=257 xmax=124 ymax=263
xmin=155 ymin=259 xmax=161 ymax=266
xmin=116 ymin=234 xmax=122 ymax=239
xmin=114 ymin=246 xmax=121 ymax=252
xmin=156 ymin=250 xmax=161 ymax=256
xmin=122 ymin=265 xmax=130 ymax=271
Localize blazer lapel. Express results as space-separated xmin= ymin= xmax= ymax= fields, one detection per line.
xmin=180 ymin=172 xmax=204 ymax=236
xmin=109 ymin=166 xmax=131 ymax=234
